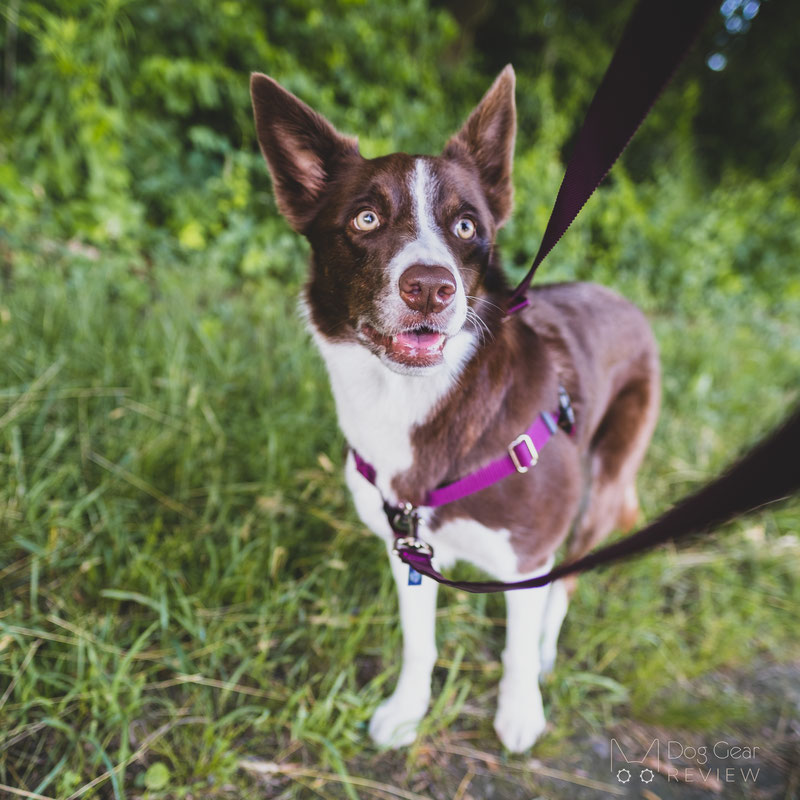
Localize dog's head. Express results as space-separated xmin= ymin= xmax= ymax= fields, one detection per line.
xmin=251 ymin=67 xmax=516 ymax=375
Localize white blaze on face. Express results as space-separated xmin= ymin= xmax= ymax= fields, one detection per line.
xmin=410 ymin=159 xmax=454 ymax=269
xmin=385 ymin=159 xmax=468 ymax=334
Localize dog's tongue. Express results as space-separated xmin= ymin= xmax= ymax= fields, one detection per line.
xmin=391 ymin=330 xmax=446 ymax=357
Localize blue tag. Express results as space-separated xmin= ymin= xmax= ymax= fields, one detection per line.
xmin=408 ymin=566 xmax=422 ymax=586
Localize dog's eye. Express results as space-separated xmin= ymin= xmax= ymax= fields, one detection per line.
xmin=454 ymin=217 xmax=476 ymax=240
xmin=353 ymin=209 xmax=380 ymax=232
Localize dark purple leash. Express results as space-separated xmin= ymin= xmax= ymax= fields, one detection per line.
xmin=507 ymin=0 xmax=718 ymax=313
xmin=390 ymin=0 xmax=800 ymax=590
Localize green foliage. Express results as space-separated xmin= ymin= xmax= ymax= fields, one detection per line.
xmin=1 ymin=228 xmax=798 ymax=798
xmin=2 ymin=0 xmax=798 ymax=305
xmin=1 ymin=0 xmax=464 ymax=260
xmin=465 ymin=0 xmax=800 ymax=180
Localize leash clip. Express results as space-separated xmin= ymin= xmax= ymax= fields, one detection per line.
xmin=392 ymin=536 xmax=434 ymax=559
xmin=385 ymin=502 xmax=434 ymax=563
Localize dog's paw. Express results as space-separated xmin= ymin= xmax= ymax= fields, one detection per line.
xmin=369 ymin=692 xmax=429 ymax=748
xmin=493 ymin=689 xmax=547 ymax=753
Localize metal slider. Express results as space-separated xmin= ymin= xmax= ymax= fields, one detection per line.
xmin=508 ymin=433 xmax=538 ymax=473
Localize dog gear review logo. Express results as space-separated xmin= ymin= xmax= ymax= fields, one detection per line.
xmin=610 ymin=738 xmax=762 ymax=786
xmin=611 ymin=738 xmax=659 ymax=784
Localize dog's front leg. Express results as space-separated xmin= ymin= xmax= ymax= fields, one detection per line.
xmin=369 ymin=548 xmax=438 ymax=747
xmin=494 ymin=580 xmax=551 ymax=752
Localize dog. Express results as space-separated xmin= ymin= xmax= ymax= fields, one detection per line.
xmin=250 ymin=65 xmax=660 ymax=752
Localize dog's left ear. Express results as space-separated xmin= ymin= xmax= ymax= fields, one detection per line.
xmin=443 ymin=65 xmax=516 ymax=227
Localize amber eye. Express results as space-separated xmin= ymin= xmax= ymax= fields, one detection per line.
xmin=353 ymin=209 xmax=380 ymax=231
xmin=454 ymin=217 xmax=476 ymax=240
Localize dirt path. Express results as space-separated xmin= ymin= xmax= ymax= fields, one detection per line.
xmin=357 ymin=660 xmax=800 ymax=800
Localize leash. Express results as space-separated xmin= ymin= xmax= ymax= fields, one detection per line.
xmin=358 ymin=0 xmax=800 ymax=591
xmin=507 ymin=0 xmax=718 ymax=314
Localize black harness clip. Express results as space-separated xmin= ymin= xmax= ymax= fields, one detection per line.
xmin=383 ymin=501 xmax=420 ymax=537
xmin=557 ymin=386 xmax=576 ymax=435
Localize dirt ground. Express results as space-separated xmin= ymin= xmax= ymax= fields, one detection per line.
xmin=359 ymin=660 xmax=800 ymax=800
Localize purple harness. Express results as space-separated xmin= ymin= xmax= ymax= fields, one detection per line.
xmin=352 ymin=387 xmax=575 ymax=584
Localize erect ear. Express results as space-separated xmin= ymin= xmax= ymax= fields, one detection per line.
xmin=250 ymin=73 xmax=360 ymax=233
xmin=443 ymin=65 xmax=516 ymax=227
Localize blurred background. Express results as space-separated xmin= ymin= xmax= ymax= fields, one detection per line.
xmin=1 ymin=1 xmax=798 ymax=798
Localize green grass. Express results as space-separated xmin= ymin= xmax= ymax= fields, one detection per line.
xmin=1 ymin=239 xmax=799 ymax=799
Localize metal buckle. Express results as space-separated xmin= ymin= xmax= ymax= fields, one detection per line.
xmin=508 ymin=433 xmax=538 ymax=473
xmin=392 ymin=536 xmax=434 ymax=558
xmin=557 ymin=386 xmax=576 ymax=434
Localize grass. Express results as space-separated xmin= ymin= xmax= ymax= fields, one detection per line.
xmin=1 ymin=235 xmax=799 ymax=799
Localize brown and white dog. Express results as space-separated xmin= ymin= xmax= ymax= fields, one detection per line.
xmin=250 ymin=66 xmax=660 ymax=752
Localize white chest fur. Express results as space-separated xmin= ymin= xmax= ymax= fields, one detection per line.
xmin=312 ymin=331 xmax=475 ymax=502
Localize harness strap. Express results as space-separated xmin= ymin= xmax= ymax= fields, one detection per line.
xmin=354 ymin=414 xmax=555 ymax=507
xmin=396 ymin=403 xmax=800 ymax=592
xmin=352 ymin=390 xmax=574 ymax=519
xmin=426 ymin=411 xmax=555 ymax=506
xmin=506 ymin=0 xmax=717 ymax=313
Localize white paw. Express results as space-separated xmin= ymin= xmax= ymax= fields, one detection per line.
xmin=369 ymin=691 xmax=429 ymax=748
xmin=494 ymin=689 xmax=547 ymax=752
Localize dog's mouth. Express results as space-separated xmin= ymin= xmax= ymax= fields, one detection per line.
xmin=360 ymin=323 xmax=447 ymax=368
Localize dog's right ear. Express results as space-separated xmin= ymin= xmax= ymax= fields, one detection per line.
xmin=250 ymin=74 xmax=359 ymax=233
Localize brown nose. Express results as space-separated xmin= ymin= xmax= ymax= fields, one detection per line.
xmin=398 ymin=264 xmax=456 ymax=314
